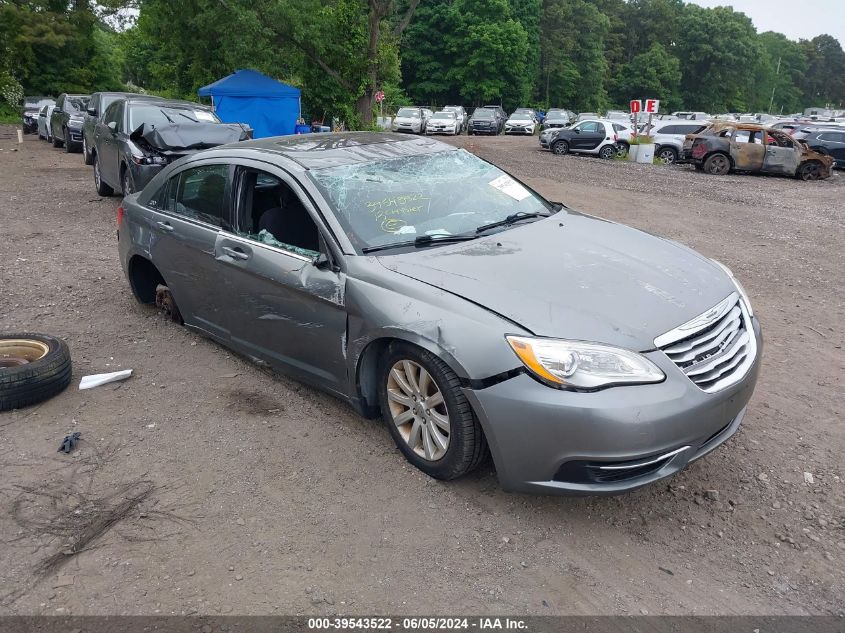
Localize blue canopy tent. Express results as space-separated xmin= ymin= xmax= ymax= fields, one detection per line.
xmin=198 ymin=69 xmax=301 ymax=138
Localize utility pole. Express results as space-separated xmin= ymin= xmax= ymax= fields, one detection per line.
xmin=768 ymin=56 xmax=781 ymax=113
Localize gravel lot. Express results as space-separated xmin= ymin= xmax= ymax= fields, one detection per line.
xmin=1 ymin=128 xmax=843 ymax=616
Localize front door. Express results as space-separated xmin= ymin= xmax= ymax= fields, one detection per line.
xmin=215 ymin=163 xmax=348 ymax=393
xmin=762 ymin=130 xmax=801 ymax=176
xmin=570 ymin=121 xmax=605 ymax=150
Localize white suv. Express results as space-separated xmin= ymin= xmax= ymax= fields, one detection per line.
xmin=648 ymin=120 xmax=709 ymax=163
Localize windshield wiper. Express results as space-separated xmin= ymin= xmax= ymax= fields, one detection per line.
xmin=474 ymin=211 xmax=547 ymax=235
xmin=159 ymin=109 xmax=175 ymax=124
xmin=362 ymin=234 xmax=477 ymax=254
xmin=176 ymin=111 xmax=199 ymax=122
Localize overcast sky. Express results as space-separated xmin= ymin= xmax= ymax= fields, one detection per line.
xmin=687 ymin=0 xmax=844 ymax=44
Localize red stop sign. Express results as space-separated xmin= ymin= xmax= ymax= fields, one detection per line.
xmin=375 ymin=91 xmax=385 ymax=103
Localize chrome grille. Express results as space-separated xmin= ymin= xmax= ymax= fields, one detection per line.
xmin=655 ymin=292 xmax=756 ymax=393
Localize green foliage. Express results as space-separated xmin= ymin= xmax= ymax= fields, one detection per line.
xmin=1 ymin=0 xmax=842 ymax=129
xmin=676 ymin=5 xmax=765 ymax=112
xmin=613 ymin=43 xmax=681 ymax=111
xmin=540 ymin=0 xmax=609 ymax=111
xmin=446 ymin=0 xmax=530 ymax=106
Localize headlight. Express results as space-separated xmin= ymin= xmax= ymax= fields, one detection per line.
xmin=67 ymin=118 xmax=83 ymax=128
xmin=506 ymin=336 xmax=665 ymax=390
xmin=711 ymin=260 xmax=754 ymax=318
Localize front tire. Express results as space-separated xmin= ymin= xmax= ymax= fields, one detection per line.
xmin=552 ymin=140 xmax=569 ymax=155
xmin=82 ymin=136 xmax=93 ymax=165
xmin=797 ymin=161 xmax=824 ymax=181
xmin=121 ymin=167 xmax=133 ymax=196
xmin=94 ymin=153 xmax=114 ymax=196
xmin=378 ymin=342 xmax=487 ymax=480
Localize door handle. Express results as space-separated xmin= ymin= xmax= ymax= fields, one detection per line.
xmin=156 ymin=221 xmax=174 ymax=233
xmin=221 ymin=246 xmax=250 ymax=261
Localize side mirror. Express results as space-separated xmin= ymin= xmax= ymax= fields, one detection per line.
xmin=107 ymin=121 xmax=117 ymax=132
xmin=313 ymin=253 xmax=335 ymax=271
xmin=574 ymin=128 xmax=581 ymax=133
xmin=87 ymin=107 xmax=97 ymax=117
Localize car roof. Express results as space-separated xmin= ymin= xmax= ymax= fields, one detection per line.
xmin=199 ymin=132 xmax=455 ymax=171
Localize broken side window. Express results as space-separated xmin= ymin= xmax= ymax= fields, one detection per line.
xmin=233 ymin=168 xmax=320 ymax=258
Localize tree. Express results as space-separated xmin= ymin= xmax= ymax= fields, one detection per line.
xmin=540 ymin=0 xmax=609 ymax=111
xmin=756 ymin=32 xmax=807 ymax=114
xmin=675 ymin=5 xmax=765 ymax=112
xmin=445 ymin=0 xmax=530 ymax=108
xmin=613 ymin=42 xmax=681 ymax=110
xmin=799 ymin=34 xmax=845 ymax=107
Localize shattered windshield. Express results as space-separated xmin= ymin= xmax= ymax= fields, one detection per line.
xmin=308 ymin=149 xmax=552 ymax=254
xmin=129 ymin=105 xmax=220 ymax=129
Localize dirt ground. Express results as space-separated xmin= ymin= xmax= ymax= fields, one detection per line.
xmin=1 ymin=128 xmax=843 ymax=617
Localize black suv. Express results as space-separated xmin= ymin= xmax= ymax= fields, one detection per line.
xmin=50 ymin=93 xmax=90 ymax=152
xmin=793 ymin=127 xmax=845 ymax=168
xmin=468 ymin=107 xmax=504 ymax=135
xmin=82 ymin=92 xmax=162 ymax=165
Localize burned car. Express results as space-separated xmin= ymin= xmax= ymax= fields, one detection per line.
xmin=118 ymin=133 xmax=761 ymax=495
xmin=92 ymin=98 xmax=251 ymax=196
xmin=681 ymin=122 xmax=833 ymax=180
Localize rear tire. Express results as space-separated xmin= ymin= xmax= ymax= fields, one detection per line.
xmin=657 ymin=146 xmax=678 ymax=164
xmin=599 ymin=144 xmax=615 ymax=159
xmin=121 ymin=167 xmax=133 ymax=196
xmin=0 ymin=333 xmax=72 ymax=412
xmin=378 ymin=342 xmax=487 ymax=480
xmin=703 ymin=152 xmax=731 ymax=175
xmin=94 ymin=153 xmax=114 ymax=196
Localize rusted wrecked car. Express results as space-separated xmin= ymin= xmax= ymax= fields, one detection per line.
xmin=681 ymin=122 xmax=833 ymax=180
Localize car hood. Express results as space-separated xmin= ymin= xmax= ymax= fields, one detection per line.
xmin=394 ymin=117 xmax=420 ymax=124
xmin=376 ymin=212 xmax=734 ymax=350
xmin=506 ymin=119 xmax=533 ymax=126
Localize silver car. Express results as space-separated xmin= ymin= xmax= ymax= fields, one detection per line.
xmin=118 ymin=133 xmax=762 ymax=495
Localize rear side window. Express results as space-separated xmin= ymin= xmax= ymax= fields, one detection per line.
xmin=820 ymin=132 xmax=844 ymax=142
xmin=172 ymin=164 xmax=230 ymax=228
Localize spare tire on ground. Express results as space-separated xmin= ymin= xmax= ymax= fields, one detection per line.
xmin=0 ymin=333 xmax=72 ymax=411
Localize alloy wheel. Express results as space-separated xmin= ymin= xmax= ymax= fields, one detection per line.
xmin=658 ymin=148 xmax=677 ymax=164
xmin=386 ymin=359 xmax=450 ymax=461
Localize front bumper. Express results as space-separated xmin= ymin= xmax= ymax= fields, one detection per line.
xmin=505 ymin=127 xmax=534 ymax=135
xmin=392 ymin=123 xmax=421 ymax=134
xmin=127 ymin=161 xmax=167 ymax=193
xmin=463 ymin=319 xmax=762 ymax=495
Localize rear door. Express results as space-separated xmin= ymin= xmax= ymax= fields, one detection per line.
xmin=147 ymin=161 xmax=235 ymax=340
xmin=731 ymin=129 xmax=766 ymax=172
xmin=215 ymin=161 xmax=348 ymax=393
xmin=97 ymin=101 xmax=123 ymax=187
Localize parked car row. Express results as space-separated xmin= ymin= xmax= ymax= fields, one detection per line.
xmin=33 ymin=90 xmax=252 ymax=195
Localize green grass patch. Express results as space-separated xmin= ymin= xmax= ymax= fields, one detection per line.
xmin=0 ymin=102 xmax=20 ymax=124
